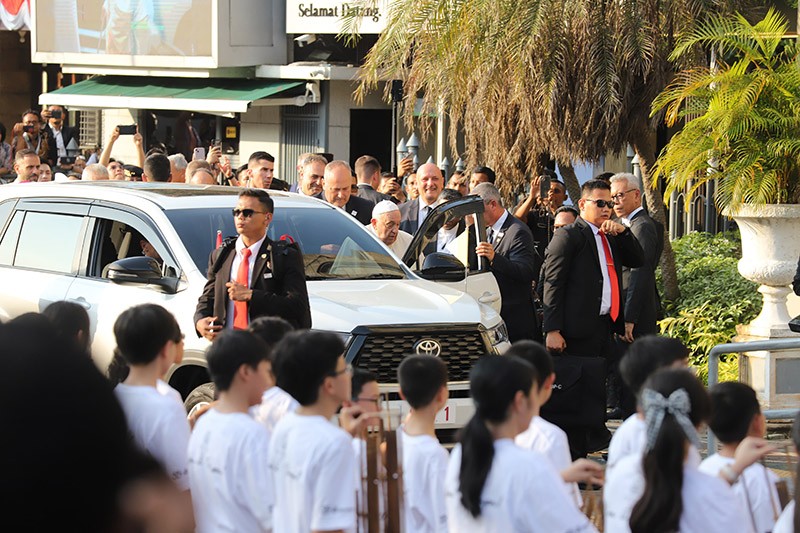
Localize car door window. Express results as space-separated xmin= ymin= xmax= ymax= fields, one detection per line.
xmin=0 ymin=210 xmax=23 ymax=266
xmin=13 ymin=212 xmax=84 ymax=273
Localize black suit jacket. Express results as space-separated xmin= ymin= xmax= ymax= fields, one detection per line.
xmin=398 ymin=198 xmax=422 ymax=234
xmin=194 ymin=236 xmax=312 ymax=331
xmin=315 ymin=192 xmax=374 ymax=225
xmin=356 ymin=184 xmax=390 ymax=204
xmin=543 ymin=217 xmax=644 ymax=340
xmin=490 ymin=213 xmax=538 ymax=342
xmin=622 ymin=210 xmax=663 ymax=337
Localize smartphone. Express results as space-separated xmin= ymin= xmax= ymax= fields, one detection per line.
xmin=193 ymin=147 xmax=206 ymax=161
xmin=212 ymin=139 xmax=222 ymax=149
xmin=60 ymin=156 xmax=76 ymax=165
xmin=539 ymin=173 xmax=551 ymax=198
xmin=118 ymin=124 xmax=136 ymax=135
xmin=50 ymin=109 xmax=62 ymax=119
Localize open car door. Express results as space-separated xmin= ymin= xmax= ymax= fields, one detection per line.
xmin=401 ymin=195 xmax=502 ymax=314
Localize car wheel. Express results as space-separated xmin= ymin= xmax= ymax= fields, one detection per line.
xmin=184 ymin=382 xmax=215 ymax=413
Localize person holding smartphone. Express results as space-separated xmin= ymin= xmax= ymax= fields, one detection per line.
xmin=12 ymin=110 xmax=56 ymax=167
xmin=43 ymin=105 xmax=79 ymax=169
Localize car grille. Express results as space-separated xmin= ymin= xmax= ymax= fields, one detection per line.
xmin=349 ymin=327 xmax=488 ymax=383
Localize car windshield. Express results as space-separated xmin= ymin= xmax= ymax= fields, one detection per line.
xmin=166 ymin=206 xmax=406 ymax=280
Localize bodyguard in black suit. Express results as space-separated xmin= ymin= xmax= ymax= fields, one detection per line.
xmin=355 ymin=155 xmax=392 ymax=204
xmin=610 ymin=173 xmax=663 ymax=339
xmin=317 ymin=160 xmax=375 ymax=225
xmin=473 ymin=182 xmax=539 ymax=343
xmin=43 ymin=105 xmax=78 ymax=166
xmin=542 ymin=179 xmax=643 ymax=457
xmin=194 ymin=189 xmax=311 ymax=340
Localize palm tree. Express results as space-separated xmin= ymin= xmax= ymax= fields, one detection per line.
xmin=348 ymin=0 xmax=761 ymax=300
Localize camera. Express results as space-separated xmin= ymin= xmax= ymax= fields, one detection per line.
xmin=50 ymin=109 xmax=62 ymax=119
xmin=22 ymin=125 xmax=35 ymax=134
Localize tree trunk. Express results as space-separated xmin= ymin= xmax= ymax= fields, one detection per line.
xmin=558 ymin=161 xmax=582 ymax=206
xmin=633 ymin=140 xmax=681 ymax=302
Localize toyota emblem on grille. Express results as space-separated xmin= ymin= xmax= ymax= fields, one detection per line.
xmin=413 ymin=339 xmax=442 ymax=357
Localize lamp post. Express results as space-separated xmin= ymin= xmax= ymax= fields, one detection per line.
xmin=396 ymin=138 xmax=408 ymax=176
xmin=407 ymin=133 xmax=419 ymax=171
xmin=441 ymin=157 xmax=451 ymax=180
xmin=455 ymin=157 xmax=466 ymax=173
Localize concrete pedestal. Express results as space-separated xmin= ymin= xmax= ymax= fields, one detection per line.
xmin=736 ymin=325 xmax=800 ymax=410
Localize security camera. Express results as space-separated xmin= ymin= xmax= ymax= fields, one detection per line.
xmin=294 ymin=34 xmax=317 ymax=48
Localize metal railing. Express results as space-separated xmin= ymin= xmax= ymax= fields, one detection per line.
xmin=707 ymin=338 xmax=800 ymax=453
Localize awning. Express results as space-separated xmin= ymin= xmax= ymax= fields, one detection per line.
xmin=39 ymin=76 xmax=306 ymax=115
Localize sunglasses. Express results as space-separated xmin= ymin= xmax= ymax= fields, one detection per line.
xmin=232 ymin=208 xmax=266 ymax=218
xmin=584 ymin=198 xmax=614 ymax=209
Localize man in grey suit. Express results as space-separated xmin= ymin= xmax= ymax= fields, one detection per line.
xmin=398 ymin=163 xmax=444 ymax=234
xmin=473 ymin=182 xmax=538 ymax=343
xmin=354 ymin=155 xmax=391 ymax=204
xmin=610 ymin=173 xmax=663 ymax=340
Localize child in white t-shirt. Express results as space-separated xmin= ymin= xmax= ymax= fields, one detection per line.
xmin=773 ymin=411 xmax=800 ymax=533
xmin=268 ymin=330 xmax=367 ymax=533
xmin=397 ymin=355 xmax=450 ymax=533
xmin=608 ymin=336 xmax=690 ymax=472
xmin=604 ymin=368 xmax=773 ymax=533
xmin=509 ymin=341 xmax=603 ymax=507
xmin=113 ymin=304 xmax=191 ymax=491
xmin=247 ymin=316 xmax=299 ymax=434
xmin=699 ymin=382 xmax=781 ymax=533
xmin=188 ymin=330 xmax=275 ymax=532
xmin=445 ymin=355 xmax=597 ymax=532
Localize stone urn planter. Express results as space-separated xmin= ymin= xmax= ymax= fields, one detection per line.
xmin=727 ymin=204 xmax=800 ymax=408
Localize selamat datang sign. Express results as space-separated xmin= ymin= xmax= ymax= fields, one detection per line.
xmin=286 ymin=0 xmax=390 ymax=34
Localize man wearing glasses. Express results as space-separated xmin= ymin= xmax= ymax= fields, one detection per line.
xmin=194 ymin=188 xmax=311 ymax=340
xmin=541 ymin=179 xmax=643 ymax=458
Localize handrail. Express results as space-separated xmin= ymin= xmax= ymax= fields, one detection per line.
xmin=707 ymin=338 xmax=800 ymax=453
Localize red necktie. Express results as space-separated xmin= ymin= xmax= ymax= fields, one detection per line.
xmin=233 ymin=248 xmax=251 ymax=329
xmin=599 ymin=232 xmax=620 ymax=321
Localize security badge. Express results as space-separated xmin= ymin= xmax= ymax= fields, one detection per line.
xmin=262 ymin=253 xmax=273 ymax=279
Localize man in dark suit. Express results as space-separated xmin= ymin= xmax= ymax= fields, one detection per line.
xmin=43 ymin=105 xmax=79 ymax=169
xmin=194 ymin=188 xmax=311 ymax=339
xmin=473 ymin=182 xmax=538 ymax=343
xmin=316 ymin=160 xmax=375 ymax=225
xmin=542 ymin=179 xmax=643 ymax=457
xmin=354 ymin=155 xmax=391 ymax=204
xmin=398 ymin=162 xmax=444 ymax=234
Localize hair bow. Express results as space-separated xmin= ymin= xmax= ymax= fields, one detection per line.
xmin=641 ymin=388 xmax=700 ymax=452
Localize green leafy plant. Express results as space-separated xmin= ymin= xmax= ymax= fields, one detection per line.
xmin=651 ymin=8 xmax=800 ymax=212
xmin=658 ymin=231 xmax=761 ymax=382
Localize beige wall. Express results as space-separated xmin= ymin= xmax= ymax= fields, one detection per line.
xmin=100 ymin=109 xmax=139 ymax=165
xmin=239 ymin=105 xmax=282 ymax=170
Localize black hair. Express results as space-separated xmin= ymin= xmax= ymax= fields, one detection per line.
xmin=0 ymin=121 xmax=6 ymax=143
xmin=239 ymin=188 xmax=274 ymax=214
xmin=21 ymin=109 xmax=41 ymax=121
xmin=42 ymin=300 xmax=91 ymax=358
xmin=472 ymin=165 xmax=496 ymax=183
xmin=505 ymin=340 xmax=551 ymax=387
xmin=554 ymin=205 xmax=579 ymax=218
xmin=206 ymin=330 xmax=270 ymax=392
xmin=580 ymin=178 xmax=611 ymax=196
xmin=630 ymin=369 xmax=710 ymax=533
xmin=459 ymin=355 xmax=534 ymax=518
xmin=272 ymin=330 xmax=344 ymax=406
xmin=439 ymin=188 xmax=463 ymax=202
xmin=107 ymin=348 xmax=130 ymax=385
xmin=143 ymin=153 xmax=171 ymax=182
xmin=0 ymin=315 xmax=162 ymax=531
xmin=352 ymin=368 xmax=379 ymax=400
xmin=113 ymin=304 xmax=181 ymax=366
xmin=594 ymin=171 xmax=615 ymax=183
xmin=248 ymin=151 xmax=275 ymax=164
xmin=620 ymin=336 xmax=689 ymax=398
xmin=397 ymin=355 xmax=448 ymax=409
xmin=247 ymin=316 xmax=294 ymax=361
xmin=792 ymin=411 xmax=800 ymax=532
xmin=708 ymin=381 xmax=760 ymax=444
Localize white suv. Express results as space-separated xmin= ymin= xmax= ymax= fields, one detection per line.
xmin=0 ymin=182 xmax=508 ymax=431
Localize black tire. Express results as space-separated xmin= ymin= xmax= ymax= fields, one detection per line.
xmin=184 ymin=382 xmax=215 ymax=413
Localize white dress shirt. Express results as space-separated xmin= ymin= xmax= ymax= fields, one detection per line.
xmin=619 ymin=206 xmax=643 ymax=227
xmin=51 ymin=127 xmax=67 ymax=158
xmin=487 ymin=210 xmax=510 ymax=244
xmin=226 ymin=233 xmax=267 ymax=329
xmin=586 ymin=220 xmax=612 ymax=315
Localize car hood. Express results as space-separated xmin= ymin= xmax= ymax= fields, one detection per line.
xmin=308 ymin=279 xmax=501 ymax=333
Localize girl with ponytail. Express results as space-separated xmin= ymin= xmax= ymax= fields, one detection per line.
xmin=445 ymin=355 xmax=596 ymax=532
xmin=773 ymin=411 xmax=800 ymax=532
xmin=604 ymin=369 xmax=773 ymax=533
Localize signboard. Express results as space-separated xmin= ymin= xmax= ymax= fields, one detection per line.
xmin=286 ymin=0 xmax=390 ymax=34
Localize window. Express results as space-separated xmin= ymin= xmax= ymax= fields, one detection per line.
xmin=14 ymin=212 xmax=84 ymax=273
xmin=0 ymin=210 xmax=23 ymax=266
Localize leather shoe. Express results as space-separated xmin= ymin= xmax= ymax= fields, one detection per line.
xmin=606 ymin=406 xmax=626 ymax=421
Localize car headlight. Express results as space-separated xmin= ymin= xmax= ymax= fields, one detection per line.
xmin=486 ymin=321 xmax=509 ymax=347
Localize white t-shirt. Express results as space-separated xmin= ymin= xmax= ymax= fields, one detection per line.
xmin=156 ymin=378 xmax=183 ymax=405
xmin=773 ymin=500 xmax=795 ymax=533
xmin=445 ymin=439 xmax=596 ymax=533
xmin=607 ymin=414 xmax=647 ymax=473
xmin=400 ymin=429 xmax=449 ymax=533
xmin=188 ymin=409 xmax=273 ymax=532
xmin=699 ymin=453 xmax=781 ymax=533
xmin=515 ymin=415 xmax=581 ymax=507
xmin=250 ymin=386 xmax=299 ymax=434
xmin=115 ymin=383 xmax=191 ymax=490
xmin=268 ymin=412 xmax=356 ymax=533
xmin=604 ymin=453 xmax=746 ymax=533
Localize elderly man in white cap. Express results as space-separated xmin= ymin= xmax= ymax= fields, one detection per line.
xmin=367 ymin=200 xmax=413 ymax=258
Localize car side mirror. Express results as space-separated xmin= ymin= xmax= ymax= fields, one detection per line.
xmin=106 ymin=256 xmax=179 ymax=294
xmin=418 ymin=252 xmax=466 ymax=282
